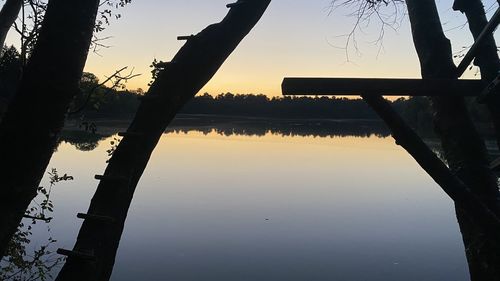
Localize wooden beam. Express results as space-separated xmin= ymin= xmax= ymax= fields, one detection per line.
xmin=282 ymin=78 xmax=483 ymax=96
xmin=94 ymin=174 xmax=127 ymax=182
xmin=57 ymin=249 xmax=96 ymax=261
xmin=227 ymin=2 xmax=246 ymax=8
xmin=177 ymin=35 xmax=194 ymax=41
xmin=77 ymin=213 xmax=115 ymax=223
xmin=117 ymin=132 xmax=143 ymax=137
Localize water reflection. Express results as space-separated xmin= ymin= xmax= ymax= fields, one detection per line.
xmin=59 ymin=130 xmax=108 ymax=152
xmin=61 ymin=116 xmax=391 ymax=152
xmin=3 ymin=118 xmax=472 ymax=281
xmin=166 ymin=116 xmax=390 ymax=138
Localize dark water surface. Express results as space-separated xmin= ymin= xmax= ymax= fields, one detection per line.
xmin=6 ymin=119 xmax=471 ymax=281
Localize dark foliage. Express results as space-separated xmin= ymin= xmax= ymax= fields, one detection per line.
xmin=0 ymin=46 xmax=21 ymax=104
xmin=182 ymin=93 xmax=377 ymax=119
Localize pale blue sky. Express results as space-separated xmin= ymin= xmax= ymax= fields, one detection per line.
xmin=5 ymin=0 xmax=499 ymax=96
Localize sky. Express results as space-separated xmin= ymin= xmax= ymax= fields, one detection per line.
xmin=5 ymin=0 xmax=500 ymax=97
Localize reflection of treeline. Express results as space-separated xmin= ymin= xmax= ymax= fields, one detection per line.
xmin=59 ymin=94 xmax=495 ymax=152
xmin=60 ymin=117 xmax=391 ymax=152
xmin=58 ymin=130 xmax=111 ymax=151
xmin=166 ymin=116 xmax=391 ymax=138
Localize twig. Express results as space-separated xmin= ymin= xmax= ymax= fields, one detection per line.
xmin=22 ymin=214 xmax=52 ymax=222
xmin=69 ymin=66 xmax=141 ymax=115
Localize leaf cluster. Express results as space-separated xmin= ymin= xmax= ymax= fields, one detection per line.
xmin=95 ymin=0 xmax=132 ymax=33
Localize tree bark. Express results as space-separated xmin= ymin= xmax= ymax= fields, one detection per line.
xmin=0 ymin=0 xmax=22 ymax=52
xmin=453 ymin=0 xmax=500 ymax=149
xmin=55 ymin=1 xmax=271 ymax=281
xmin=0 ymin=0 xmax=99 ymax=257
xmin=406 ymin=0 xmax=500 ymax=280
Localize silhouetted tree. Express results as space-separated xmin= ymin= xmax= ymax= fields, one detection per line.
xmin=0 ymin=0 xmax=22 ymax=52
xmin=331 ymin=0 xmax=500 ymax=279
xmin=56 ymin=1 xmax=271 ymax=280
xmin=0 ymin=0 xmax=100 ymax=257
xmin=405 ymin=1 xmax=500 ymax=279
xmin=9 ymin=0 xmax=131 ymax=65
xmin=453 ymin=0 xmax=500 ymax=149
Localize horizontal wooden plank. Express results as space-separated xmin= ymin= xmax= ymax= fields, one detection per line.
xmin=57 ymin=248 xmax=96 ymax=261
xmin=282 ymin=78 xmax=484 ymax=96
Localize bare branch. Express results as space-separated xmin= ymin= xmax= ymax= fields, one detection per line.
xmin=69 ymin=66 xmax=141 ymax=115
xmin=328 ymin=0 xmax=405 ymax=60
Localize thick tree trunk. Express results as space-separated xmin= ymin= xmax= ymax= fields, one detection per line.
xmin=55 ymin=1 xmax=271 ymax=281
xmin=406 ymin=0 xmax=500 ymax=280
xmin=0 ymin=0 xmax=22 ymax=52
xmin=454 ymin=7 xmax=500 ymax=268
xmin=453 ymin=0 xmax=500 ymax=149
xmin=0 ymin=0 xmax=99 ymax=257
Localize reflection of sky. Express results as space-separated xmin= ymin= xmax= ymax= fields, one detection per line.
xmin=5 ymin=0 xmax=498 ymax=96
xmin=33 ymin=131 xmax=469 ymax=280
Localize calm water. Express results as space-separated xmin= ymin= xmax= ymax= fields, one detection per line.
xmin=13 ymin=120 xmax=470 ymax=280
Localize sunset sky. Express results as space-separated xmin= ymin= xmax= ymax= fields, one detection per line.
xmin=5 ymin=0 xmax=499 ymax=96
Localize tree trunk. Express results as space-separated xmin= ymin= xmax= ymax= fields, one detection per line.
xmin=452 ymin=2 xmax=500 ymax=278
xmin=0 ymin=0 xmax=22 ymax=52
xmin=55 ymin=1 xmax=271 ymax=281
xmin=406 ymin=0 xmax=500 ymax=280
xmin=453 ymin=0 xmax=500 ymax=149
xmin=0 ymin=0 xmax=99 ymax=257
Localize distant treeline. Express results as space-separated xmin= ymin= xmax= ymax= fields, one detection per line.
xmin=70 ymin=90 xmax=493 ymax=135
xmin=0 ymin=46 xmax=492 ymax=135
xmin=72 ymin=90 xmax=387 ymax=120
xmin=182 ymin=93 xmax=377 ymax=119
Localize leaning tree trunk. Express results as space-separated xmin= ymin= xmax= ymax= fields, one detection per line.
xmin=406 ymin=0 xmax=500 ymax=280
xmin=0 ymin=0 xmax=99 ymax=257
xmin=361 ymin=94 xmax=500 ymax=235
xmin=0 ymin=0 xmax=22 ymax=53
xmin=55 ymin=1 xmax=271 ymax=281
xmin=453 ymin=0 xmax=500 ymax=149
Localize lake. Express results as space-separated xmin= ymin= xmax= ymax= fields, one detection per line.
xmin=4 ymin=118 xmax=471 ymax=281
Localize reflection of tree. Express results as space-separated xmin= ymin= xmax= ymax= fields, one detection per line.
xmin=166 ymin=116 xmax=391 ymax=138
xmin=0 ymin=169 xmax=71 ymax=280
xmin=58 ymin=130 xmax=110 ymax=152
xmin=1 ymin=232 xmax=61 ymax=281
xmin=58 ymin=118 xmax=391 ymax=152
